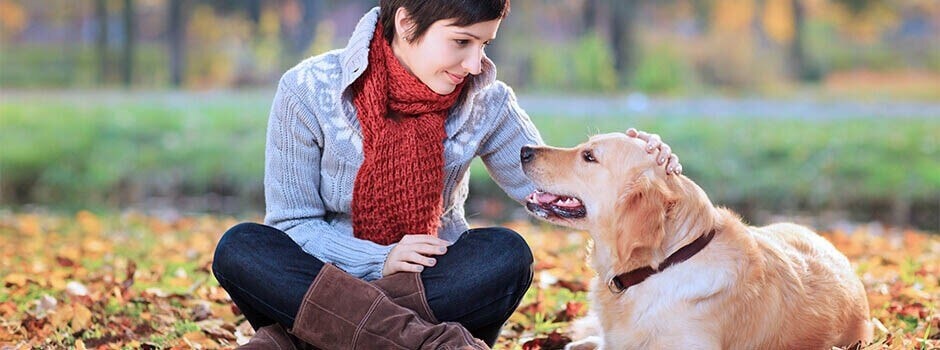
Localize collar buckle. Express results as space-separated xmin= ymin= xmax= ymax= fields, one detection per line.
xmin=607 ymin=277 xmax=626 ymax=294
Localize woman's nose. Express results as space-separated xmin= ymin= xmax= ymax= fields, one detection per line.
xmin=462 ymin=50 xmax=483 ymax=76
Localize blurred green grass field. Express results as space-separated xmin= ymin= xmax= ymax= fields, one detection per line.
xmin=1 ymin=91 xmax=938 ymax=229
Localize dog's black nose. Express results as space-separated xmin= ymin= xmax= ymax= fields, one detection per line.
xmin=521 ymin=146 xmax=535 ymax=163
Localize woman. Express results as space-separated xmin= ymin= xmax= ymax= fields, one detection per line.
xmin=212 ymin=0 xmax=682 ymax=348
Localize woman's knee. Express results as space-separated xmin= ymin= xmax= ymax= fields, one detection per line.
xmin=475 ymin=227 xmax=534 ymax=288
xmin=212 ymin=222 xmax=266 ymax=281
xmin=491 ymin=227 xmax=534 ymax=275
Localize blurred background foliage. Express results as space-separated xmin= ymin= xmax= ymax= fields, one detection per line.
xmin=0 ymin=0 xmax=938 ymax=231
xmin=2 ymin=0 xmax=938 ymax=92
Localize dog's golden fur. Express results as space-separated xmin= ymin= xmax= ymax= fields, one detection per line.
xmin=522 ymin=133 xmax=872 ymax=350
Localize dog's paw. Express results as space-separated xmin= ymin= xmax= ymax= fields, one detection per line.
xmin=565 ymin=336 xmax=602 ymax=350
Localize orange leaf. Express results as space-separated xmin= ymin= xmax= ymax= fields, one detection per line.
xmin=3 ymin=273 xmax=28 ymax=287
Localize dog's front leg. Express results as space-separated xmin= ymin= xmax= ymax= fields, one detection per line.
xmin=565 ymin=336 xmax=603 ymax=350
xmin=565 ymin=312 xmax=604 ymax=350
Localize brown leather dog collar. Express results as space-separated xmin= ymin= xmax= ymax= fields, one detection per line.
xmin=607 ymin=229 xmax=717 ymax=294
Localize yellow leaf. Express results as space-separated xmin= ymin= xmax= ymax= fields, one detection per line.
xmin=81 ymin=237 xmax=108 ymax=255
xmin=76 ymin=210 xmax=102 ymax=235
xmin=18 ymin=214 xmax=41 ymax=236
xmin=48 ymin=304 xmax=73 ymax=329
xmin=71 ymin=304 xmax=93 ymax=330
xmin=3 ymin=273 xmax=28 ymax=287
xmin=184 ymin=330 xmax=219 ymax=349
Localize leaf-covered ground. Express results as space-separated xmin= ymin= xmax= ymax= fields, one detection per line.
xmin=0 ymin=211 xmax=937 ymax=349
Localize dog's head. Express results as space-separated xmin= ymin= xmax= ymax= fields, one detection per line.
xmin=522 ymin=132 xmax=712 ymax=265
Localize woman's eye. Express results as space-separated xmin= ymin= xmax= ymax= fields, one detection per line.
xmin=582 ymin=150 xmax=596 ymax=162
xmin=455 ymin=39 xmax=469 ymax=46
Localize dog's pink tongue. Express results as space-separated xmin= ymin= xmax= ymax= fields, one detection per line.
xmin=536 ymin=192 xmax=559 ymax=204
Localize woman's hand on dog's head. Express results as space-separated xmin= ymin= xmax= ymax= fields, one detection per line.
xmin=382 ymin=234 xmax=450 ymax=276
xmin=626 ymin=128 xmax=683 ymax=175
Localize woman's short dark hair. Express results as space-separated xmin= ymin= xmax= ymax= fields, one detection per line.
xmin=379 ymin=0 xmax=510 ymax=43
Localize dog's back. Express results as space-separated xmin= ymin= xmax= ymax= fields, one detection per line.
xmin=733 ymin=222 xmax=873 ymax=349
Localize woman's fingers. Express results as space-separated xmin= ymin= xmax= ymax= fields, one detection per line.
xmin=645 ymin=134 xmax=662 ymax=154
xmin=383 ymin=235 xmax=451 ymax=276
xmin=667 ymin=154 xmax=682 ymax=175
xmin=408 ymin=242 xmax=447 ymax=256
xmin=400 ymin=234 xmax=450 ymax=247
xmin=404 ymin=251 xmax=437 ymax=267
xmin=657 ymin=144 xmax=672 ymax=165
xmin=627 ymin=128 xmax=682 ymax=175
xmin=389 ymin=260 xmax=426 ymax=273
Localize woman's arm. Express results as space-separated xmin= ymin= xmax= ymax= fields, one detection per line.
xmin=263 ymin=78 xmax=392 ymax=281
xmin=478 ymin=84 xmax=544 ymax=203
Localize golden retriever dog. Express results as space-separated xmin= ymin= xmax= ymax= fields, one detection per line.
xmin=520 ymin=132 xmax=872 ymax=350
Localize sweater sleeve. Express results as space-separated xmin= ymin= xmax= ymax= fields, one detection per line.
xmin=478 ymin=84 xmax=545 ymax=203
xmin=263 ymin=77 xmax=392 ymax=281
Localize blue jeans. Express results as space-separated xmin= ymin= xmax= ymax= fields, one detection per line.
xmin=212 ymin=222 xmax=534 ymax=346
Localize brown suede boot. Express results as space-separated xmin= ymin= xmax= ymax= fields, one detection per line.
xmin=238 ymin=323 xmax=298 ymax=350
xmin=372 ymin=271 xmax=438 ymax=324
xmin=290 ymin=264 xmax=488 ymax=350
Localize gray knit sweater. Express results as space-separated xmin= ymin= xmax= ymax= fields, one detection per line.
xmin=263 ymin=8 xmax=543 ymax=281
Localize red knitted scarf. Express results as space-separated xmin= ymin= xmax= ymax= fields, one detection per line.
xmin=351 ymin=25 xmax=465 ymax=245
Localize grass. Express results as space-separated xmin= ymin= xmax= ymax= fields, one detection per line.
xmin=1 ymin=90 xmax=938 ymax=229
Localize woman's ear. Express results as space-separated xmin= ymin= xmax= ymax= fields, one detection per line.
xmin=394 ymin=7 xmax=416 ymax=42
xmin=614 ymin=173 xmax=674 ymax=265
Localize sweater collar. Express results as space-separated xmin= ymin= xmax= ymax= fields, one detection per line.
xmin=339 ymin=7 xmax=497 ymax=100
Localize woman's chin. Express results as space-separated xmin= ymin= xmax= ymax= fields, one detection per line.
xmin=430 ymin=85 xmax=456 ymax=95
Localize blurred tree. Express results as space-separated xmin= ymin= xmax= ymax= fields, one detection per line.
xmin=121 ymin=0 xmax=135 ymax=87
xmin=207 ymin=0 xmax=263 ymax=35
xmin=168 ymin=0 xmax=187 ymax=87
xmin=246 ymin=0 xmax=262 ymax=37
xmin=581 ymin=0 xmax=598 ymax=35
xmin=95 ymin=0 xmax=108 ymax=85
xmin=833 ymin=0 xmax=883 ymax=15
xmin=691 ymin=0 xmax=714 ymax=32
xmin=0 ymin=0 xmax=28 ymax=39
xmin=609 ymin=0 xmax=639 ymax=86
xmin=279 ymin=0 xmax=321 ymax=69
xmin=788 ymin=0 xmax=821 ymax=81
xmin=752 ymin=0 xmax=771 ymax=48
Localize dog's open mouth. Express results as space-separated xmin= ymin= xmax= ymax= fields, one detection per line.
xmin=525 ymin=189 xmax=586 ymax=219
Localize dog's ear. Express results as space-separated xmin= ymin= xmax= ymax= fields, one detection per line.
xmin=614 ymin=171 xmax=675 ymax=264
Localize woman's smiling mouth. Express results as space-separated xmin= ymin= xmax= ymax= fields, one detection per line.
xmin=446 ymin=71 xmax=465 ymax=84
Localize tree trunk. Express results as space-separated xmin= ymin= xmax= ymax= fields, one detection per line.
xmin=752 ymin=0 xmax=771 ymax=48
xmin=691 ymin=0 xmax=713 ymax=33
xmin=246 ymin=0 xmax=262 ymax=37
xmin=610 ymin=0 xmax=639 ymax=87
xmin=168 ymin=0 xmax=186 ymax=87
xmin=279 ymin=0 xmax=321 ymax=68
xmin=582 ymin=0 xmax=598 ymax=35
xmin=96 ymin=0 xmax=108 ymax=85
xmin=122 ymin=0 xmax=135 ymax=88
xmin=789 ymin=0 xmax=818 ymax=81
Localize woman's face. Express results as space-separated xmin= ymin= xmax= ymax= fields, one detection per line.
xmin=391 ymin=9 xmax=501 ymax=95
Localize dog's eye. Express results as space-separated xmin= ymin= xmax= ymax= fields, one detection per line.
xmin=582 ymin=150 xmax=596 ymax=163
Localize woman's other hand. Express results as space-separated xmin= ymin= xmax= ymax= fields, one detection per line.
xmin=626 ymin=128 xmax=683 ymax=175
xmin=382 ymin=234 xmax=450 ymax=276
